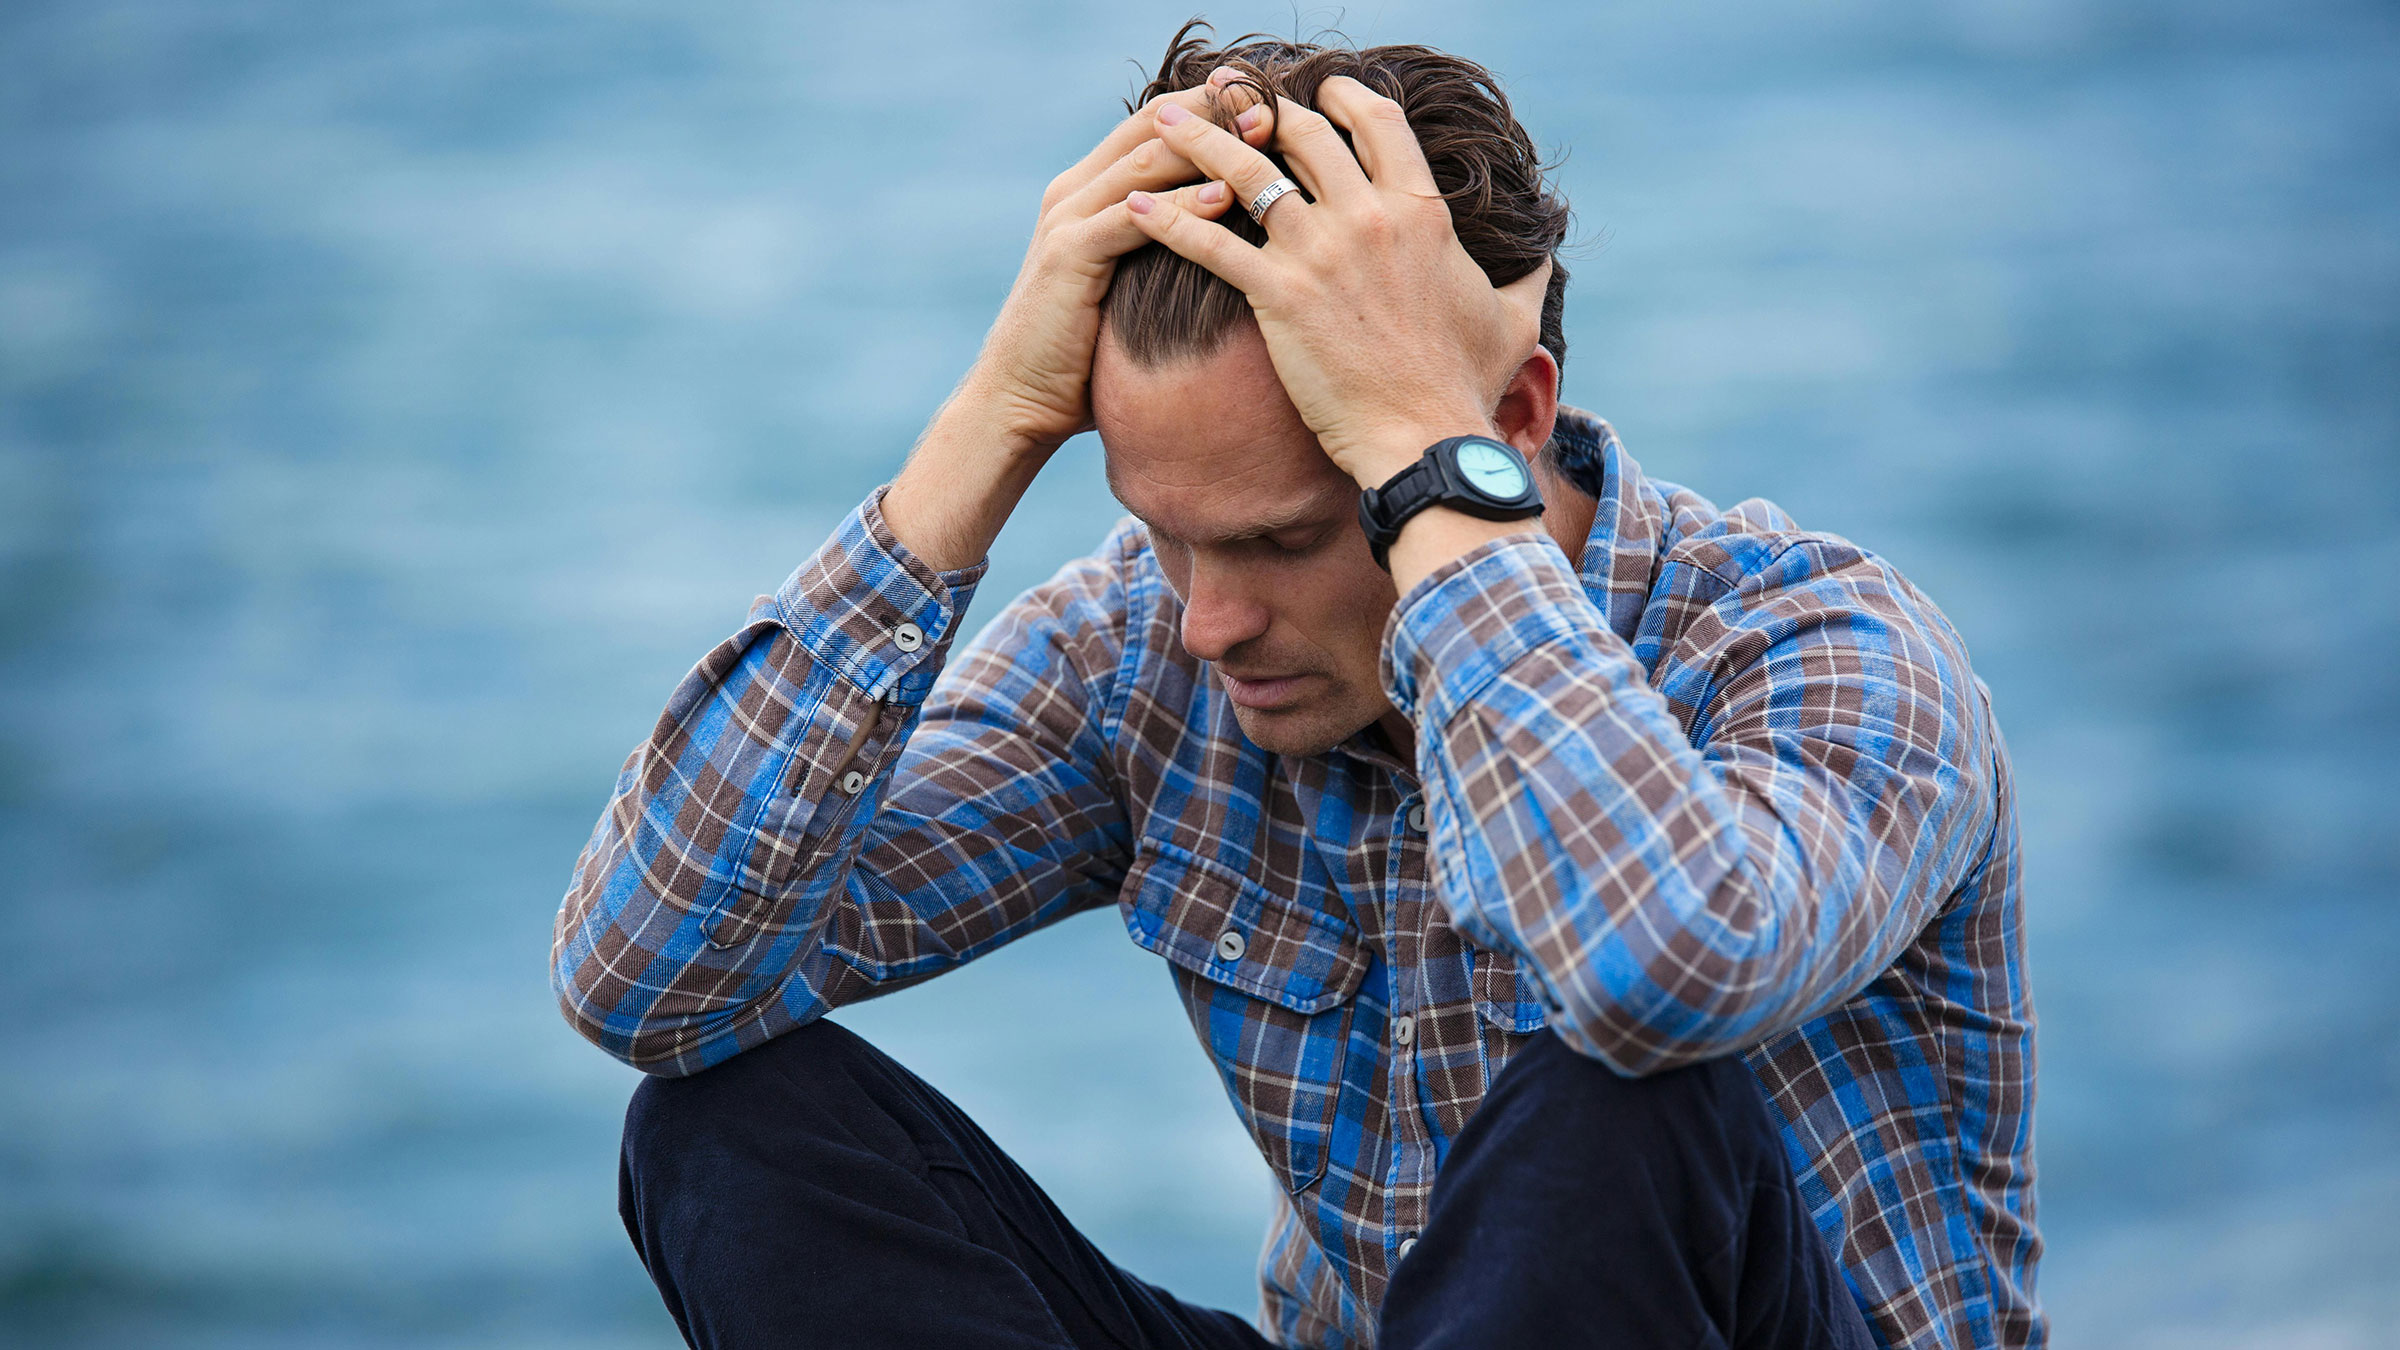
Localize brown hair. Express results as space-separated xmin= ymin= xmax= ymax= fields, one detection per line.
xmin=1101 ymin=19 xmax=1571 ymax=375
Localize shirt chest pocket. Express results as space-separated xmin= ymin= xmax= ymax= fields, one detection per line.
xmin=1119 ymin=836 xmax=1368 ymax=1194
xmin=1470 ymin=943 xmax=1551 ymax=1034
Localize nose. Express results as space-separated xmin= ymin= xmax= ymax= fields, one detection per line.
xmin=1177 ymin=556 xmax=1272 ymax=663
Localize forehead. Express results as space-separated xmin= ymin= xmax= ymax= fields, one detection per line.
xmin=1092 ymin=325 xmax=1356 ymax=541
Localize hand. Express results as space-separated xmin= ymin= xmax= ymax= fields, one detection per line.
xmin=956 ymin=85 xmax=1266 ymax=459
xmin=1127 ymin=74 xmax=1551 ymax=489
xmin=883 ymin=87 xmax=1267 ymax=570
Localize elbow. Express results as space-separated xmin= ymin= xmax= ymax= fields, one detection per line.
xmin=1535 ymin=867 xmax=1808 ymax=1077
xmin=549 ymin=922 xmax=717 ymax=1079
xmin=551 ymin=977 xmax=719 ymax=1079
xmin=1544 ymin=979 xmax=1779 ymax=1077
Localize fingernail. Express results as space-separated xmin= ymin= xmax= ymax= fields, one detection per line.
xmin=1208 ymin=66 xmax=1238 ymax=87
xmin=1127 ymin=191 xmax=1155 ymax=215
xmin=1198 ymin=181 xmax=1226 ymax=204
xmin=1156 ymin=102 xmax=1190 ymax=127
xmin=1235 ymin=106 xmax=1263 ymax=133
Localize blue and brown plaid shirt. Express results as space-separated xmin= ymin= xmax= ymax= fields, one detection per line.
xmin=553 ymin=407 xmax=2042 ymax=1349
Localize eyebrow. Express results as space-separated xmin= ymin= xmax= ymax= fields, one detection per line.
xmin=1108 ymin=476 xmax=1351 ymax=546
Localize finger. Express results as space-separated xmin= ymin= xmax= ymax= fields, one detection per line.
xmin=1154 ymin=100 xmax=1310 ymax=236
xmin=1053 ymin=137 xmax=1207 ymax=221
xmin=1074 ymin=180 xmax=1238 ymax=262
xmin=1045 ymin=84 xmax=1233 ymax=213
xmin=1120 ymin=185 xmax=1274 ymax=293
xmin=1205 ymin=66 xmax=1270 ymax=125
xmin=1258 ymin=95 xmax=1372 ymax=205
xmin=1056 ymin=83 xmax=1276 ymax=211
xmin=1315 ymin=76 xmax=1440 ymax=197
xmin=1204 ymin=68 xmax=1279 ymax=157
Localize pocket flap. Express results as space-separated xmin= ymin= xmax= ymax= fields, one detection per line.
xmin=1119 ymin=836 xmax=1367 ymax=1014
xmin=1471 ymin=944 xmax=1551 ymax=1033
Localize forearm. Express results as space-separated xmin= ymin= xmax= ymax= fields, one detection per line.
xmin=1386 ymin=506 xmax=1545 ymax=596
xmin=1389 ymin=536 xmax=1982 ymax=1073
xmin=551 ymin=490 xmax=987 ymax=1071
xmin=882 ymin=379 xmax=1054 ymax=572
xmin=1338 ymin=414 xmax=1551 ymax=596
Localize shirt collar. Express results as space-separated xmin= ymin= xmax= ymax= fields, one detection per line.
xmin=1549 ymin=404 xmax=1671 ymax=649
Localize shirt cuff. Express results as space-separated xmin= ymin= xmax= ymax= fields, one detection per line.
xmin=1379 ymin=535 xmax=1605 ymax=727
xmin=764 ymin=485 xmax=989 ymax=707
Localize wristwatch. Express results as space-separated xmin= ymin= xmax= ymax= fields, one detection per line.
xmin=1357 ymin=434 xmax=1545 ymax=571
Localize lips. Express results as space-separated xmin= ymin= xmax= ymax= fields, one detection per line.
xmin=1219 ymin=670 xmax=1312 ymax=710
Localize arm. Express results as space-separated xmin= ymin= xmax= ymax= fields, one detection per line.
xmin=552 ymin=84 xmax=1273 ymax=1075
xmin=1124 ymin=81 xmax=1994 ymax=1065
xmin=551 ymin=494 xmax=1144 ymax=1074
xmin=1385 ymin=535 xmax=1996 ymax=1074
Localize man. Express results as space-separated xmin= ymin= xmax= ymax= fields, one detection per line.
xmin=553 ymin=26 xmax=2041 ymax=1350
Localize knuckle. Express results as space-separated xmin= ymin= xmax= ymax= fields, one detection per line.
xmin=1121 ymin=199 xmax=1164 ymax=233
xmin=1281 ymin=100 xmax=1332 ymax=133
xmin=1329 ymin=75 xmax=1388 ymax=109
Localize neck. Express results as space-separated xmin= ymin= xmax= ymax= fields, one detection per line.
xmin=1536 ymin=453 xmax=1598 ymax=569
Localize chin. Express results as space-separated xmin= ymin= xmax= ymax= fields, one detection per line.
xmin=1229 ymin=703 xmax=1372 ymax=758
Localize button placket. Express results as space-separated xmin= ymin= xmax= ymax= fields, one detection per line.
xmin=1383 ymin=782 xmax=1438 ymax=1256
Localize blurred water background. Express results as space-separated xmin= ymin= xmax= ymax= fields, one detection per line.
xmin=3 ymin=1 xmax=2396 ymax=1346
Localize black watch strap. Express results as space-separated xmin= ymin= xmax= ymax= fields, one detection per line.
xmin=1357 ymin=434 xmax=1544 ymax=571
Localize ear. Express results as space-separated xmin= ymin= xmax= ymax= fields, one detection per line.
xmin=1492 ymin=343 xmax=1560 ymax=460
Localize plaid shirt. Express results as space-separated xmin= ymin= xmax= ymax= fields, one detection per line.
xmin=553 ymin=407 xmax=2041 ymax=1349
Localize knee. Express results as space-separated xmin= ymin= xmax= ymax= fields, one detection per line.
xmin=623 ymin=1018 xmax=886 ymax=1177
xmin=1483 ymin=1031 xmax=1779 ymax=1162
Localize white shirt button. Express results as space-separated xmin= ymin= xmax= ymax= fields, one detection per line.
xmin=892 ymin=621 xmax=925 ymax=653
xmin=839 ymin=769 xmax=867 ymax=795
xmin=1397 ymin=1235 xmax=1419 ymax=1262
xmin=1393 ymin=1013 xmax=1416 ymax=1046
xmin=1405 ymin=803 xmax=1427 ymax=834
xmin=1215 ymin=929 xmax=1246 ymax=962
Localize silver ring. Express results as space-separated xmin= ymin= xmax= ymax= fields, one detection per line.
xmin=1246 ymin=176 xmax=1300 ymax=225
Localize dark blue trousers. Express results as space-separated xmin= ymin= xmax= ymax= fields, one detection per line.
xmin=619 ymin=1018 xmax=1876 ymax=1349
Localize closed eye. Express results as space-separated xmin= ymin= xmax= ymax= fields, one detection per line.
xmin=1263 ymin=523 xmax=1335 ymax=555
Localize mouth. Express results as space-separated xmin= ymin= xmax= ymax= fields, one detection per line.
xmin=1219 ymin=670 xmax=1314 ymax=710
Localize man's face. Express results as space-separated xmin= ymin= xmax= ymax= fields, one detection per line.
xmin=1092 ymin=321 xmax=1399 ymax=757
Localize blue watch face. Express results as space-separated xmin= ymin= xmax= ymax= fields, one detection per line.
xmin=1454 ymin=439 xmax=1529 ymax=500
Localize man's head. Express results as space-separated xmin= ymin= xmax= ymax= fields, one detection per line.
xmin=1094 ymin=24 xmax=1573 ymax=756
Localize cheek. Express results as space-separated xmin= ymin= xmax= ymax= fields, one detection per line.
xmin=1283 ymin=553 xmax=1394 ymax=663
